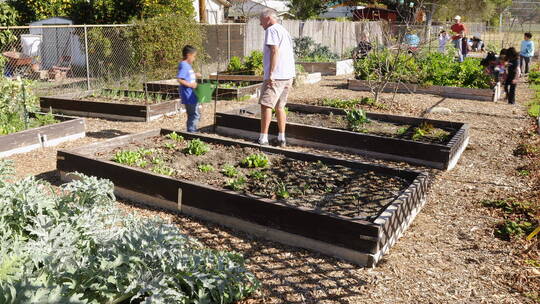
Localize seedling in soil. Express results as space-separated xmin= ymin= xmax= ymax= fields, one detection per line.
xmin=495 ymin=220 xmax=534 ymax=240
xmin=166 ymin=132 xmax=184 ymax=142
xmin=151 ymin=156 xmax=165 ymax=166
xmin=221 ymin=164 xmax=239 ymax=177
xmin=151 ymin=165 xmax=175 ymax=176
xmin=248 ymin=170 xmax=268 ymax=180
xmin=514 ymin=143 xmax=538 ymax=156
xmin=226 ymin=177 xmax=247 ymax=191
xmin=164 ymin=142 xmax=176 ymax=150
xmin=198 ymin=164 xmax=215 ymax=173
xmin=323 ymin=98 xmax=359 ymax=109
xmin=184 ymin=139 xmax=210 ymax=156
xmin=113 ymin=150 xmax=147 ymax=167
xmin=275 ymin=181 xmax=290 ymax=199
xmin=396 ymin=126 xmax=408 ymax=136
xmin=412 ymin=122 xmax=434 ymax=141
xmin=345 ymin=109 xmax=370 ymax=132
xmin=241 ymin=153 xmax=269 ymax=168
xmin=432 ymin=129 xmax=451 ymax=142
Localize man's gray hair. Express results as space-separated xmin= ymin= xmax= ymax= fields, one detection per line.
xmin=260 ymin=8 xmax=277 ymax=19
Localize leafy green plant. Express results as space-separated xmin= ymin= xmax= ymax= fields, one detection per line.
xmin=412 ymin=122 xmax=434 ymax=141
xmin=244 ymin=51 xmax=263 ymax=76
xmin=241 ymin=153 xmax=269 ymax=168
xmin=221 ymin=164 xmax=239 ymax=178
xmin=0 ymin=161 xmax=259 ymax=303
xmin=345 ymin=109 xmax=370 ymax=132
xmin=151 ymin=165 xmax=175 ymax=176
xmin=184 ymin=139 xmax=210 ymax=156
xmin=396 ymin=126 xmax=408 ymax=136
xmin=112 ymin=150 xmax=148 ymax=167
xmin=275 ymin=181 xmax=290 ymax=199
xmin=495 ymin=220 xmax=535 ymax=240
xmin=227 ymin=56 xmax=245 ymax=73
xmin=248 ymin=170 xmax=268 ymax=180
xmin=166 ymin=131 xmax=184 ymax=142
xmin=226 ymin=177 xmax=247 ymax=191
xmin=164 ymin=142 xmax=176 ymax=150
xmin=198 ymin=164 xmax=214 ymax=173
xmin=32 ymin=111 xmax=58 ymax=127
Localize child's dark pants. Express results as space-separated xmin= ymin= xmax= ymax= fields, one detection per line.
xmin=505 ymin=82 xmax=516 ymax=104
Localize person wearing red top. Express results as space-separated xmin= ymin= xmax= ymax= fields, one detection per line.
xmin=450 ymin=16 xmax=467 ymax=62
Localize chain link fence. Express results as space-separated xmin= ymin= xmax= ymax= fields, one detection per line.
xmin=0 ymin=22 xmax=538 ymax=98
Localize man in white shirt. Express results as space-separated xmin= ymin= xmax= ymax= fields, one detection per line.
xmin=258 ymin=9 xmax=296 ymax=147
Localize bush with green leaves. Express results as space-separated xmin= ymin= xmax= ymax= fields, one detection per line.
xmin=0 ymin=77 xmax=55 ymax=135
xmin=226 ymin=51 xmax=263 ymax=76
xmin=293 ymin=37 xmax=339 ymax=63
xmin=0 ymin=161 xmax=259 ymax=303
xmin=355 ymin=51 xmax=492 ymax=89
xmin=131 ymin=13 xmax=204 ymax=80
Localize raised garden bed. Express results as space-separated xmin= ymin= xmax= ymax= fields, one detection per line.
xmin=348 ymin=79 xmax=502 ymax=102
xmin=57 ymin=129 xmax=429 ymax=267
xmin=208 ymin=72 xmax=322 ymax=85
xmin=40 ymin=89 xmax=179 ymax=122
xmin=1 ymin=113 xmax=85 ymax=157
xmin=297 ymin=59 xmax=354 ymax=76
xmin=215 ymin=103 xmax=469 ymax=170
xmin=144 ymin=79 xmax=263 ymax=101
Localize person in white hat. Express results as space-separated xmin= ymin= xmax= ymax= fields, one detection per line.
xmin=451 ymin=15 xmax=467 ymax=62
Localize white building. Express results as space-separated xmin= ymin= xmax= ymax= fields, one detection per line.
xmin=228 ymin=0 xmax=291 ymax=20
xmin=320 ymin=6 xmax=365 ymax=19
xmin=193 ymin=0 xmax=231 ymax=24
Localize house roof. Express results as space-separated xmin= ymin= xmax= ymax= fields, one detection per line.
xmin=214 ymin=0 xmax=232 ymax=7
xmin=248 ymin=0 xmax=290 ymax=13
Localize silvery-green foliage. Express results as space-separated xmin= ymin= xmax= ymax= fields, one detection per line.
xmin=0 ymin=161 xmax=259 ymax=303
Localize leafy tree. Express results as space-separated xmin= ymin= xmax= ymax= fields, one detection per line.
xmin=0 ymin=2 xmax=19 ymax=49
xmin=288 ymin=0 xmax=328 ymax=20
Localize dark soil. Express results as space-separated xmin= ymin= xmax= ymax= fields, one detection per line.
xmin=98 ymin=135 xmax=410 ymax=221
xmin=280 ymin=111 xmax=454 ymax=144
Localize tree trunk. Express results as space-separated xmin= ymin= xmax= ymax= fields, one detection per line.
xmin=199 ymin=0 xmax=207 ymax=23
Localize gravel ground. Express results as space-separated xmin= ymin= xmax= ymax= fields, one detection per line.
xmin=7 ymin=77 xmax=539 ymax=303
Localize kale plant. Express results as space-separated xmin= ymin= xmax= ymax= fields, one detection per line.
xmin=0 ymin=161 xmax=259 ymax=303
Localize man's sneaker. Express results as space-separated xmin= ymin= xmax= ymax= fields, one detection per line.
xmin=275 ymin=139 xmax=286 ymax=148
xmin=257 ymin=139 xmax=269 ymax=146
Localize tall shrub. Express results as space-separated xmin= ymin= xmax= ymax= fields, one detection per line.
xmin=131 ymin=13 xmax=204 ymax=80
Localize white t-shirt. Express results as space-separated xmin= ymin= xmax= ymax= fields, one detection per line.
xmin=263 ymin=23 xmax=296 ymax=80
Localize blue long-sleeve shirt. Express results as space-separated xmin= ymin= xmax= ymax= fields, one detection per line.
xmin=520 ymin=40 xmax=535 ymax=57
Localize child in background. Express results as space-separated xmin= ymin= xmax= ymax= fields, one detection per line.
xmin=520 ymin=32 xmax=535 ymax=75
xmin=505 ymin=47 xmax=521 ymax=105
xmin=461 ymin=36 xmax=469 ymax=60
xmin=177 ymin=45 xmax=201 ymax=133
xmin=438 ymin=30 xmax=450 ymax=53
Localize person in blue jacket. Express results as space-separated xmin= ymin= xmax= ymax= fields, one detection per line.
xmin=520 ymin=33 xmax=535 ymax=75
xmin=176 ymin=45 xmax=201 ymax=132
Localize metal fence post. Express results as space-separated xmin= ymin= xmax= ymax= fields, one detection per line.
xmin=84 ymin=25 xmax=90 ymax=91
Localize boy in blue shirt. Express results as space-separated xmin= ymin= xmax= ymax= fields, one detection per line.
xmin=520 ymin=33 xmax=535 ymax=75
xmin=176 ymin=45 xmax=201 ymax=132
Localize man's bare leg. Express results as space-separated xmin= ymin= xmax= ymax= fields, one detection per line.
xmin=259 ymin=105 xmax=273 ymax=144
xmin=275 ymin=106 xmax=287 ymax=146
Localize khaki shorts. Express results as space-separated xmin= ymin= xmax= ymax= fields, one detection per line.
xmin=258 ymin=79 xmax=293 ymax=109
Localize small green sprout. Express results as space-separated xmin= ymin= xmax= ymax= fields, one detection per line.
xmin=184 ymin=139 xmax=210 ymax=156
xmin=241 ymin=153 xmax=269 ymax=168
xmin=221 ymin=164 xmax=239 ymax=177
xmin=198 ymin=164 xmax=215 ymax=173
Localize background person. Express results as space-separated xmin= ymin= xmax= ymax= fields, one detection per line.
xmin=520 ymin=32 xmax=535 ymax=75
xmin=438 ymin=30 xmax=450 ymax=53
xmin=258 ymin=9 xmax=295 ymax=147
xmin=451 ymin=16 xmax=467 ymax=62
xmin=505 ymin=47 xmax=521 ymax=105
xmin=176 ymin=45 xmax=201 ymax=133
